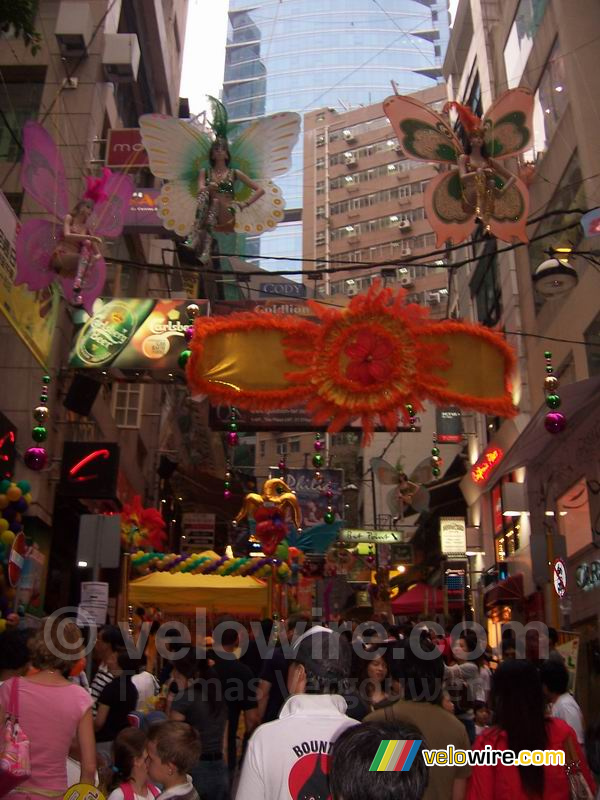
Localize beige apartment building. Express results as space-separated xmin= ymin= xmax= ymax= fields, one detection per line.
xmin=0 ymin=0 xmax=190 ymax=611
xmin=445 ymin=0 xmax=600 ymax=715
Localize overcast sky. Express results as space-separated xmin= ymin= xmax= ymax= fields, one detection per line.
xmin=180 ymin=0 xmax=460 ymax=117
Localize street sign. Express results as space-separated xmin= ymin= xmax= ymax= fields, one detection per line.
xmin=341 ymin=528 xmax=416 ymax=544
xmin=182 ymin=512 xmax=216 ymax=551
xmin=553 ymin=557 xmax=567 ymax=598
xmin=440 ymin=517 xmax=467 ymax=557
xmin=8 ymin=532 xmax=27 ymax=586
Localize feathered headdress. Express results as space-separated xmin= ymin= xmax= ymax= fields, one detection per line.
xmin=207 ymin=95 xmax=230 ymax=142
xmin=443 ymin=101 xmax=482 ymax=133
xmin=83 ymin=167 xmax=111 ymax=205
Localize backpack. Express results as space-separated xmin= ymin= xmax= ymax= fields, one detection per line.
xmin=120 ymin=781 xmax=160 ymax=800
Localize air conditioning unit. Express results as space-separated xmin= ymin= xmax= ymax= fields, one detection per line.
xmin=343 ymin=129 xmax=356 ymax=142
xmin=55 ymin=1 xmax=93 ymax=58
xmin=102 ymin=33 xmax=141 ymax=82
xmin=316 ymin=134 xmax=326 ymax=146
xmin=398 ymin=195 xmax=411 ymax=205
xmin=400 ymin=247 xmax=412 ymax=257
xmin=347 ymin=209 xmax=360 ymax=219
xmin=398 ymin=220 xmax=412 ymax=231
xmin=428 ymin=292 xmax=441 ymax=305
xmin=346 ymin=285 xmax=358 ymax=297
xmin=344 ymin=153 xmax=357 ymax=167
xmin=400 ymin=276 xmax=414 ymax=287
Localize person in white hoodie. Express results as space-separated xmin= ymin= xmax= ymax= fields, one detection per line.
xmin=236 ymin=626 xmax=359 ymax=800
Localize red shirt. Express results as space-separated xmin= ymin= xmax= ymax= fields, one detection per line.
xmin=466 ymin=718 xmax=596 ymax=800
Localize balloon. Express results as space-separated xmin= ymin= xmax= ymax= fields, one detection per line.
xmin=6 ymin=485 xmax=21 ymax=502
xmin=0 ymin=479 xmax=10 ymax=493
xmin=0 ymin=495 xmax=8 ymax=510
xmin=15 ymin=498 xmax=27 ymax=513
xmin=9 ymin=521 xmax=22 ymax=533
xmin=0 ymin=519 xmax=8 ymax=532
xmin=1 ymin=530 xmax=15 ymax=547
xmin=24 ymin=493 xmax=32 ymax=504
xmin=16 ymin=480 xmax=31 ymax=494
xmin=2 ymin=507 xmax=16 ymax=522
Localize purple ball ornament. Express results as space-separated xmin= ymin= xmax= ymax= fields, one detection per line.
xmin=227 ymin=431 xmax=239 ymax=447
xmin=224 ymin=489 xmax=232 ymax=499
xmin=278 ymin=460 xmax=286 ymax=471
xmin=325 ymin=489 xmax=334 ymax=500
xmin=313 ymin=439 xmax=323 ymax=452
xmin=544 ymin=412 xmax=567 ymax=434
xmin=184 ymin=325 xmax=194 ymax=343
xmin=24 ymin=446 xmax=48 ymax=471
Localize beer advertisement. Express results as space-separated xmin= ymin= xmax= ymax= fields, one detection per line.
xmin=68 ymin=298 xmax=209 ymax=370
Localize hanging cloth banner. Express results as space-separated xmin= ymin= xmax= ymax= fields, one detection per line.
xmin=186 ymin=284 xmax=516 ymax=440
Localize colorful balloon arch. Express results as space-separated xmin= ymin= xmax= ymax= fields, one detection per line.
xmin=130 ymin=550 xmax=292 ymax=583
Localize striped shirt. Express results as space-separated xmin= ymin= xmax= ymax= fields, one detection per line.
xmin=90 ymin=664 xmax=113 ymax=715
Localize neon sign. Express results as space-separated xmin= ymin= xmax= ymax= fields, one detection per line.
xmin=60 ymin=442 xmax=119 ymax=499
xmin=68 ymin=449 xmax=110 ymax=482
xmin=471 ymin=445 xmax=504 ymax=484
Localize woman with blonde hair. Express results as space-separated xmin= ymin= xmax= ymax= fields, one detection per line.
xmin=0 ymin=616 xmax=96 ymax=798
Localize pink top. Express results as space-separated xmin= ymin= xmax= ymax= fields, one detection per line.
xmin=0 ymin=677 xmax=92 ymax=793
xmin=466 ymin=718 xmax=596 ymax=800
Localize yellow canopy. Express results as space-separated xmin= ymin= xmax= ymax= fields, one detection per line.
xmin=129 ymin=572 xmax=269 ymax=615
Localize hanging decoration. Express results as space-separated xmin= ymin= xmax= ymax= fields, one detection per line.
xmin=24 ymin=374 xmax=51 ymax=472
xmin=543 ymin=350 xmax=566 ymax=433
xmin=0 ymin=479 xmax=32 ymax=631
xmin=430 ymin=434 xmax=442 ymax=479
xmin=371 ymin=456 xmax=431 ymax=518
xmin=15 ymin=122 xmax=133 ymax=311
xmin=130 ymin=550 xmax=291 ymax=582
xmin=235 ymin=478 xmax=302 ymax=556
xmin=383 ymin=89 xmax=534 ymax=245
xmin=139 ymin=99 xmax=300 ymax=264
xmin=187 ymin=283 xmax=517 ymax=442
xmin=120 ymin=496 xmax=167 ymax=552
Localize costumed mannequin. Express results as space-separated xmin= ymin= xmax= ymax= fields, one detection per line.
xmin=139 ymin=99 xmax=300 ymax=262
xmin=383 ymin=88 xmax=534 ymax=245
xmin=15 ymin=122 xmax=133 ymax=311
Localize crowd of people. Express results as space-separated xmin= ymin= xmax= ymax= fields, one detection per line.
xmin=0 ymin=612 xmax=598 ymax=800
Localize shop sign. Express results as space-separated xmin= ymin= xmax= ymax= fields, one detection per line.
xmin=182 ymin=512 xmax=216 ymax=550
xmin=341 ymin=528 xmax=416 ymax=544
xmin=123 ymin=189 xmax=162 ymax=233
xmin=106 ymin=128 xmax=149 ymax=168
xmin=553 ymin=557 xmax=567 ymax=597
xmin=436 ymin=406 xmax=463 ymax=443
xmin=440 ymin=517 xmax=466 ymax=556
xmin=576 ymin=560 xmax=600 ymax=591
xmin=60 ymin=443 xmax=120 ymax=499
xmin=68 ymin=298 xmax=209 ymax=370
xmin=471 ymin=445 xmax=504 ymax=484
xmin=259 ymin=282 xmax=307 ymax=298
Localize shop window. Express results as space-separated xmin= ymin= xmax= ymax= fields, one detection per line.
xmin=584 ymin=312 xmax=600 ymax=377
xmin=557 ymin=477 xmax=592 ymax=557
xmin=112 ymin=384 xmax=144 ymax=428
xmin=503 ymin=0 xmax=549 ymax=89
xmin=290 ymin=439 xmax=301 ymax=453
xmin=276 ymin=439 xmax=287 ymax=456
xmin=524 ymin=40 xmax=568 ymax=161
xmin=469 ymin=240 xmax=502 ymax=327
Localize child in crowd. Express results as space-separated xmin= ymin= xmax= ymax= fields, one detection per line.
xmin=473 ymin=701 xmax=491 ymax=737
xmin=146 ymin=721 xmax=202 ymax=800
xmin=107 ymin=728 xmax=160 ymax=800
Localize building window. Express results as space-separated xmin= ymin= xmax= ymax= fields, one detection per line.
xmin=112 ymin=384 xmax=144 ymax=428
xmin=290 ymin=439 xmax=301 ymax=453
xmin=470 ymin=241 xmax=502 ymax=327
xmin=0 ymin=66 xmax=46 ymax=162
xmin=276 ymin=439 xmax=287 ymax=456
xmin=584 ymin=313 xmax=600 ymax=377
xmin=316 ymin=157 xmax=325 ymax=170
xmin=525 ymin=40 xmax=568 ymax=159
xmin=504 ymin=0 xmax=549 ymax=89
xmin=316 ymin=205 xmax=326 ymax=219
xmin=316 ymin=181 xmax=325 ymax=196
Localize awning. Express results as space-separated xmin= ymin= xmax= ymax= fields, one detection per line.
xmin=484 ymin=573 xmax=524 ymax=609
xmin=129 ymin=572 xmax=269 ymax=615
xmin=391 ymin=582 xmax=463 ymax=614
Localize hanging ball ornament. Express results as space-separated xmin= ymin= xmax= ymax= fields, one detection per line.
xmin=178 ymin=349 xmax=191 ymax=369
xmin=312 ymin=453 xmax=324 ymax=469
xmin=278 ymin=460 xmax=286 ymax=471
xmin=186 ymin=303 xmax=200 ymax=320
xmin=313 ymin=439 xmax=323 ymax=452
xmin=545 ymin=393 xmax=561 ymax=410
xmin=324 ymin=510 xmax=335 ymax=525
xmin=227 ymin=431 xmax=239 ymax=447
xmin=223 ymin=489 xmax=232 ymax=499
xmin=33 ymin=405 xmax=49 ymax=424
xmin=24 ymin=446 xmax=48 ymax=471
xmin=544 ymin=375 xmax=559 ymax=391
xmin=432 ymin=466 xmax=441 ymax=478
xmin=184 ymin=325 xmax=194 ymax=343
xmin=544 ymin=412 xmax=567 ymax=434
xmin=31 ymin=426 xmax=48 ymax=443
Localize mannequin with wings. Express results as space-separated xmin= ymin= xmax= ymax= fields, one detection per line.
xmin=15 ymin=122 xmax=133 ymax=310
xmin=383 ymin=88 xmax=534 ymax=245
xmin=139 ymin=98 xmax=300 ymax=263
xmin=371 ymin=457 xmax=431 ymax=521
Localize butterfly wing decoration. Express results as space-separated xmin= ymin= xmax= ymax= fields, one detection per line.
xmin=383 ymin=94 xmax=462 ymax=165
xmin=370 ymin=457 xmax=401 ymax=485
xmin=139 ymin=114 xmax=212 ymax=237
xmin=88 ymin=171 xmax=134 ymax=239
xmin=482 ymin=88 xmax=534 ymax=159
xmin=16 ymin=122 xmax=70 ymax=290
xmin=424 ymin=170 xmax=476 ymax=248
xmin=229 ymin=111 xmax=300 ymax=234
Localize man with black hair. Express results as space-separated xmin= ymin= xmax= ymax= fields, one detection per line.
xmin=236 ymin=626 xmax=359 ymax=800
xmin=541 ymin=658 xmax=585 ymax=743
xmin=366 ymin=638 xmax=471 ymax=800
xmin=330 ymin=721 xmax=428 ymax=800
xmin=90 ymin=624 xmax=126 ymax=715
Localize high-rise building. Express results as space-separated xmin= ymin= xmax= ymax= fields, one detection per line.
xmin=222 ymin=0 xmax=451 ymax=272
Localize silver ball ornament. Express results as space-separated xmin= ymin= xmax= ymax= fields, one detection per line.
xmin=33 ymin=405 xmax=49 ymax=424
xmin=186 ymin=303 xmax=200 ymax=320
xmin=544 ymin=375 xmax=558 ymax=391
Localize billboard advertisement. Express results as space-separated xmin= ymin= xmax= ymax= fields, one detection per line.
xmin=123 ymin=189 xmax=163 ymax=233
xmin=436 ymin=406 xmax=463 ymax=443
xmin=0 ymin=191 xmax=61 ymax=367
xmin=68 ymin=298 xmax=209 ymax=370
xmin=105 ymin=128 xmax=149 ymax=169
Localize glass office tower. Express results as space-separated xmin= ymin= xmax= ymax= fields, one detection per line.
xmin=222 ymin=0 xmax=450 ymax=273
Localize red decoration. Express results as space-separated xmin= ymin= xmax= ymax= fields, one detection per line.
xmin=471 ymin=445 xmax=505 ymax=484
xmin=120 ymin=495 xmax=167 ymax=552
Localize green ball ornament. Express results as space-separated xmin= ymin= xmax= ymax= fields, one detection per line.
xmin=545 ymin=366 xmax=554 ymax=374
xmin=42 ymin=375 xmax=51 ymax=385
xmin=178 ymin=349 xmax=191 ymax=369
xmin=32 ymin=426 xmax=48 ymax=443
xmin=544 ymin=351 xmax=552 ymax=359
xmin=324 ymin=510 xmax=335 ymax=525
xmin=545 ymin=393 xmax=561 ymax=410
xmin=432 ymin=466 xmax=441 ymax=478
xmin=312 ymin=453 xmax=324 ymax=469
xmin=431 ymin=447 xmax=440 ymax=456
xmin=229 ymin=422 xmax=238 ymax=432
xmin=40 ymin=393 xmax=48 ymax=403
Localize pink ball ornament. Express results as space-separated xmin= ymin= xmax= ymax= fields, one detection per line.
xmin=184 ymin=325 xmax=194 ymax=343
xmin=223 ymin=489 xmax=232 ymax=499
xmin=227 ymin=431 xmax=239 ymax=447
xmin=544 ymin=412 xmax=567 ymax=434
xmin=313 ymin=439 xmax=323 ymax=452
xmin=24 ymin=446 xmax=48 ymax=471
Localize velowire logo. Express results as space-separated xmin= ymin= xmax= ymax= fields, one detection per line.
xmin=369 ymin=739 xmax=422 ymax=772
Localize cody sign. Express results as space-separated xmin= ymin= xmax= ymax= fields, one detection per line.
xmin=106 ymin=129 xmax=149 ymax=168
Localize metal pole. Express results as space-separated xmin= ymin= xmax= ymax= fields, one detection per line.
xmin=370 ymin=469 xmax=378 ymax=528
